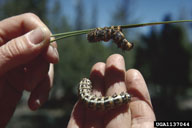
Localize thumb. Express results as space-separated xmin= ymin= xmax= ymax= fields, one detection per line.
xmin=0 ymin=27 xmax=50 ymax=76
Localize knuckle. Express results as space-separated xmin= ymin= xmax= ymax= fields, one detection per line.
xmin=0 ymin=41 xmax=18 ymax=61
xmin=0 ymin=47 xmax=9 ymax=65
xmin=3 ymin=36 xmax=31 ymax=60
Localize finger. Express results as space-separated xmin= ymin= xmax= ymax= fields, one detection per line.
xmin=67 ymin=81 xmax=88 ymax=128
xmin=0 ymin=27 xmax=50 ymax=76
xmin=0 ymin=13 xmax=49 ymax=44
xmin=104 ymin=54 xmax=131 ymax=128
xmin=105 ymin=54 xmax=126 ymax=94
xmin=84 ymin=62 xmax=106 ymax=128
xmin=67 ymin=101 xmax=86 ymax=128
xmin=90 ymin=62 xmax=105 ymax=97
xmin=43 ymin=42 xmax=59 ymax=64
xmin=5 ymin=58 xmax=49 ymax=92
xmin=67 ymin=62 xmax=106 ymax=128
xmin=0 ymin=77 xmax=22 ymax=127
xmin=125 ymin=69 xmax=156 ymax=128
xmin=5 ymin=56 xmax=50 ymax=92
xmin=23 ymin=58 xmax=49 ymax=91
xmin=0 ymin=13 xmax=58 ymax=70
xmin=28 ymin=64 xmax=54 ymax=110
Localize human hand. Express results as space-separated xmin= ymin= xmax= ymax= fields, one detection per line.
xmin=0 ymin=13 xmax=59 ymax=127
xmin=67 ymin=54 xmax=155 ymax=128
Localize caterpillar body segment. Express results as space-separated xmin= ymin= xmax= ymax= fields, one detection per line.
xmin=78 ymin=78 xmax=131 ymax=110
xmin=112 ymin=30 xmax=133 ymax=51
xmin=87 ymin=26 xmax=116 ymax=42
xmin=87 ymin=26 xmax=133 ymax=51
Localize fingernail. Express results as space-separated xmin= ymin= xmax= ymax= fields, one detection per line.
xmin=26 ymin=27 xmax=49 ymax=45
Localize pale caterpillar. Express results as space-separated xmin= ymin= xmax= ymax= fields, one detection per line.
xmin=78 ymin=78 xmax=131 ymax=110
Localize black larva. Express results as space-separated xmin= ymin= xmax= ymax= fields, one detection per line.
xmin=87 ymin=26 xmax=134 ymax=51
xmin=78 ymin=78 xmax=131 ymax=110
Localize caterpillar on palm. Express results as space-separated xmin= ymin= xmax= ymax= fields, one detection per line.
xmin=87 ymin=26 xmax=134 ymax=51
xmin=78 ymin=78 xmax=131 ymax=110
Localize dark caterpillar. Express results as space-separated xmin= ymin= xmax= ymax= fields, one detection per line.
xmin=87 ymin=26 xmax=134 ymax=51
xmin=78 ymin=78 xmax=131 ymax=110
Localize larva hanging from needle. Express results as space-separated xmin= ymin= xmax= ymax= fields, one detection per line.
xmin=78 ymin=78 xmax=131 ymax=110
xmin=87 ymin=26 xmax=134 ymax=51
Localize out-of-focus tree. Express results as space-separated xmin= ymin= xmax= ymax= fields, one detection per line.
xmin=112 ymin=0 xmax=132 ymax=25
xmin=75 ymin=0 xmax=84 ymax=30
xmin=0 ymin=0 xmax=48 ymax=21
xmin=90 ymin=1 xmax=98 ymax=28
xmin=135 ymin=14 xmax=192 ymax=120
xmin=74 ymin=0 xmax=84 ymax=42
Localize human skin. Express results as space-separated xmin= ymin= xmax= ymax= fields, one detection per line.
xmin=0 ymin=13 xmax=155 ymax=128
xmin=0 ymin=13 xmax=59 ymax=127
xmin=67 ymin=54 xmax=156 ymax=128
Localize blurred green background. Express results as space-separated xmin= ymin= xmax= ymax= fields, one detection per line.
xmin=0 ymin=0 xmax=192 ymax=127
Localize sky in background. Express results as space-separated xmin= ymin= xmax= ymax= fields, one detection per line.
xmin=49 ymin=0 xmax=192 ymax=35
xmin=58 ymin=0 xmax=192 ymax=24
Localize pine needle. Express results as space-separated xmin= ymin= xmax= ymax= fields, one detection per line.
xmin=50 ymin=20 xmax=192 ymax=43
